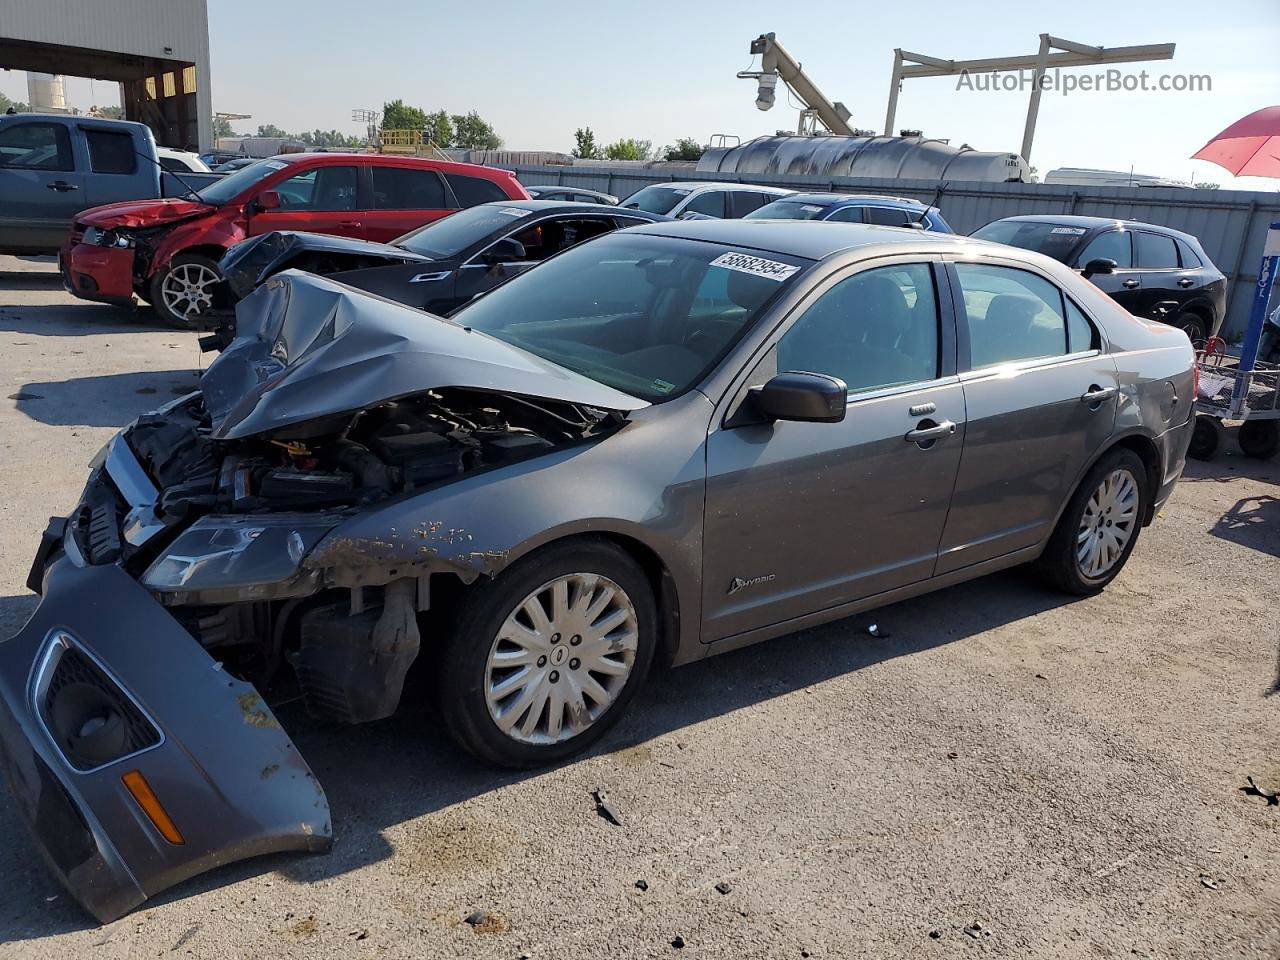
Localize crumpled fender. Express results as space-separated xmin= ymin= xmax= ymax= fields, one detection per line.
xmin=303 ymin=391 xmax=714 ymax=654
xmin=146 ymin=207 xmax=250 ymax=278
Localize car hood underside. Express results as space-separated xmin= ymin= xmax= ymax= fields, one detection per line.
xmin=204 ymin=270 xmax=647 ymax=440
xmin=218 ymin=231 xmax=432 ymax=300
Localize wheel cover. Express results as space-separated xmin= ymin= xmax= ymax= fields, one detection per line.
xmin=1076 ymin=469 xmax=1139 ymax=579
xmin=484 ymin=573 xmax=638 ymax=745
xmin=161 ymin=262 xmax=219 ymax=318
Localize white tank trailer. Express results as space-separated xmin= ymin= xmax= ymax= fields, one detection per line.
xmin=697 ymin=135 xmax=1029 ymax=183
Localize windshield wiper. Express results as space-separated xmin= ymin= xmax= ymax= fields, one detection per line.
xmin=133 ymin=149 xmax=214 ymax=205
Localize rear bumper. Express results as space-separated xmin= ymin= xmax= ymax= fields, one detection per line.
xmin=0 ymin=551 xmax=330 ymax=923
xmin=1152 ymin=410 xmax=1194 ymax=517
xmin=61 ymin=242 xmax=137 ymax=305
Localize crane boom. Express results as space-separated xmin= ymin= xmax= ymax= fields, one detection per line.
xmin=739 ymin=33 xmax=855 ymax=137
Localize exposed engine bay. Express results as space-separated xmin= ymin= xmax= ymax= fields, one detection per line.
xmin=72 ymin=386 xmax=614 ymax=725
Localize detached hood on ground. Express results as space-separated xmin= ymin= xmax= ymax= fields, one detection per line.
xmin=76 ymin=197 xmax=216 ymax=229
xmin=219 ymin=231 xmax=433 ymax=300
xmin=203 ymin=271 xmax=647 ymax=440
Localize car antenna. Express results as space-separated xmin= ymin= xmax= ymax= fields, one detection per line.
xmin=916 ymin=181 xmax=946 ymax=226
xmin=132 ymin=148 xmax=207 ymax=204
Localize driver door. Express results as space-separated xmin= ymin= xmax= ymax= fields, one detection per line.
xmin=247 ymin=164 xmax=365 ymax=239
xmin=702 ymin=258 xmax=965 ymax=643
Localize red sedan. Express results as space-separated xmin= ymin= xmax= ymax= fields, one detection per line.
xmin=61 ymin=153 xmax=528 ymax=327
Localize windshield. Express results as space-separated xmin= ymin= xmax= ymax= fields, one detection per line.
xmin=746 ymin=200 xmax=830 ymax=221
xmin=394 ymin=204 xmax=534 ymax=258
xmin=971 ymin=220 xmax=1087 ymax=264
xmin=451 ymin=233 xmax=810 ymax=402
xmin=618 ymin=186 xmax=691 ymax=215
xmin=195 ymin=158 xmax=290 ymax=205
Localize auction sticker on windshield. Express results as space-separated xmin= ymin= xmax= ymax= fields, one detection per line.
xmin=710 ymin=252 xmax=800 ymax=281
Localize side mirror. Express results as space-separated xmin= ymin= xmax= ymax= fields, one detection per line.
xmin=254 ymin=190 xmax=282 ymax=212
xmin=484 ymin=236 xmax=526 ymax=264
xmin=751 ymin=371 xmax=847 ymax=423
xmin=1082 ymin=257 xmax=1117 ymax=278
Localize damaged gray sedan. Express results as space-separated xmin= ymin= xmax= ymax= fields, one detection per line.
xmin=2 ymin=219 xmax=1195 ymax=922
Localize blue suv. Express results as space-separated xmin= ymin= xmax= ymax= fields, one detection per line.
xmin=746 ymin=192 xmax=954 ymax=233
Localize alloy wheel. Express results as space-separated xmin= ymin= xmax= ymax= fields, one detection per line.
xmin=484 ymin=573 xmax=638 ymax=744
xmin=161 ymin=262 xmax=219 ymax=318
xmin=1076 ymin=468 xmax=1139 ymax=578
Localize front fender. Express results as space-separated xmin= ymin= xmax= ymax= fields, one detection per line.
xmin=304 ymin=392 xmax=715 ymax=656
xmin=148 ymin=211 xmax=248 ymax=276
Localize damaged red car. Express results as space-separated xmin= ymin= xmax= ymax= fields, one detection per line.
xmin=60 ymin=153 xmax=529 ymax=327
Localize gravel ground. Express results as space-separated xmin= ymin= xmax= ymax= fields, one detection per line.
xmin=0 ymin=256 xmax=1277 ymax=959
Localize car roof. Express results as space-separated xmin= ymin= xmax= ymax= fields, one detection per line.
xmin=653 ymin=181 xmax=794 ymax=195
xmin=483 ymin=199 xmax=667 ymax=218
xmin=784 ymin=192 xmax=926 ymax=208
xmin=627 ymin=217 xmax=966 ymax=260
xmin=528 ymin=185 xmax=612 ymax=194
xmin=266 ymin=152 xmax=518 ymax=177
xmin=988 ymin=214 xmax=1194 ymax=239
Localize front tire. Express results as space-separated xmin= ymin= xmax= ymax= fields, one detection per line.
xmin=1036 ymin=448 xmax=1147 ymax=595
xmin=437 ymin=539 xmax=657 ymax=768
xmin=150 ymin=253 xmax=223 ymax=330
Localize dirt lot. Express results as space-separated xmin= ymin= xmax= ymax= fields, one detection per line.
xmin=0 ymin=255 xmax=1276 ymax=959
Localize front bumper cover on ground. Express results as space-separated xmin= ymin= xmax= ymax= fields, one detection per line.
xmin=0 ymin=553 xmax=331 ymax=923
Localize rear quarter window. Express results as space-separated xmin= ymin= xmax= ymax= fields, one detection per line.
xmin=445 ymin=173 xmax=511 ymax=207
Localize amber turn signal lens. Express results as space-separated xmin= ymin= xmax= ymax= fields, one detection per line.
xmin=121 ymin=770 xmax=185 ymax=845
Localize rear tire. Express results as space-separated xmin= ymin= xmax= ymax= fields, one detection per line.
xmin=150 ymin=253 xmax=223 ymax=330
xmin=1174 ymin=311 xmax=1207 ymax=346
xmin=1188 ymin=416 xmax=1220 ymax=461
xmin=1036 ymin=448 xmax=1147 ymax=596
xmin=1238 ymin=420 xmax=1279 ymax=460
xmin=436 ymin=539 xmax=657 ymax=768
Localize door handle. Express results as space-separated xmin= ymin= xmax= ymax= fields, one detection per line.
xmin=904 ymin=419 xmax=956 ymax=443
xmin=337 ymin=220 xmax=361 ymax=228
xmin=1177 ymin=277 xmax=1194 ymax=288
xmin=1122 ymin=278 xmax=1139 ymax=289
xmin=1080 ymin=385 xmax=1118 ymax=404
xmin=46 ymin=180 xmax=79 ymax=192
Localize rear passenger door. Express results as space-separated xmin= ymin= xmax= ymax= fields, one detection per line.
xmin=728 ymin=191 xmax=776 ymax=218
xmin=682 ymin=190 xmax=727 ymax=219
xmin=82 ymin=127 xmax=143 ymax=207
xmin=0 ymin=120 xmax=84 ymax=249
xmin=936 ymin=259 xmax=1119 ymax=574
xmin=364 ymin=165 xmax=451 ymax=242
xmin=1132 ymin=230 xmax=1185 ymax=322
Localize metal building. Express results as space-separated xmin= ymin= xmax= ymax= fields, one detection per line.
xmin=0 ymin=0 xmax=212 ymax=151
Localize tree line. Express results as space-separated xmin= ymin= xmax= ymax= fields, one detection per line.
xmin=571 ymin=127 xmax=705 ymax=162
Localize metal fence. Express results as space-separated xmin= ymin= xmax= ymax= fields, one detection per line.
xmin=510 ymin=163 xmax=1280 ymax=339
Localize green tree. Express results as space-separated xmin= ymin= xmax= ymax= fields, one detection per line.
xmin=256 ymin=123 xmax=289 ymax=138
xmin=212 ymin=115 xmax=235 ymax=139
xmin=604 ymin=138 xmax=653 ymax=161
xmin=661 ymin=137 xmax=704 ymax=162
xmin=299 ymin=129 xmax=362 ymax=148
xmin=92 ymin=104 xmax=124 ymax=120
xmin=425 ymin=110 xmax=453 ymax=148
xmin=572 ymin=127 xmax=601 ymax=159
xmin=0 ymin=92 xmax=29 ymax=113
xmin=451 ymin=111 xmax=502 ymax=150
xmin=381 ymin=99 xmax=427 ymax=131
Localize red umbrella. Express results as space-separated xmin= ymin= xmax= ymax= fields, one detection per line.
xmin=1192 ymin=105 xmax=1280 ymax=178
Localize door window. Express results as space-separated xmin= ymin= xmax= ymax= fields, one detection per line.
xmin=508 ymin=217 xmax=615 ymax=261
xmin=371 ymin=167 xmax=446 ymax=209
xmin=1076 ymin=229 xmax=1132 ymax=268
xmin=85 ymin=130 xmax=136 ymax=174
xmin=864 ymin=206 xmax=914 ymax=227
xmin=824 ymin=205 xmax=866 ymax=223
xmin=728 ymin=191 xmax=772 ymax=217
xmin=444 ymin=173 xmax=509 ymax=207
xmin=684 ymin=190 xmax=726 ymax=218
xmin=1135 ymin=232 xmax=1178 ymax=269
xmin=1065 ymin=299 xmax=1098 ymax=353
xmin=273 ymin=166 xmax=358 ymax=211
xmin=777 ymin=263 xmax=940 ymax=392
xmin=955 ymin=263 xmax=1073 ymax=367
xmin=0 ymin=122 xmax=73 ymax=170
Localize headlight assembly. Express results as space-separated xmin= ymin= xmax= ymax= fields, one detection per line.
xmin=142 ymin=514 xmax=340 ymax=605
xmin=83 ymin=226 xmax=136 ymax=249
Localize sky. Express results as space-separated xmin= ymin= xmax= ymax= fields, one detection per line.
xmin=3 ymin=0 xmax=1278 ymax=190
